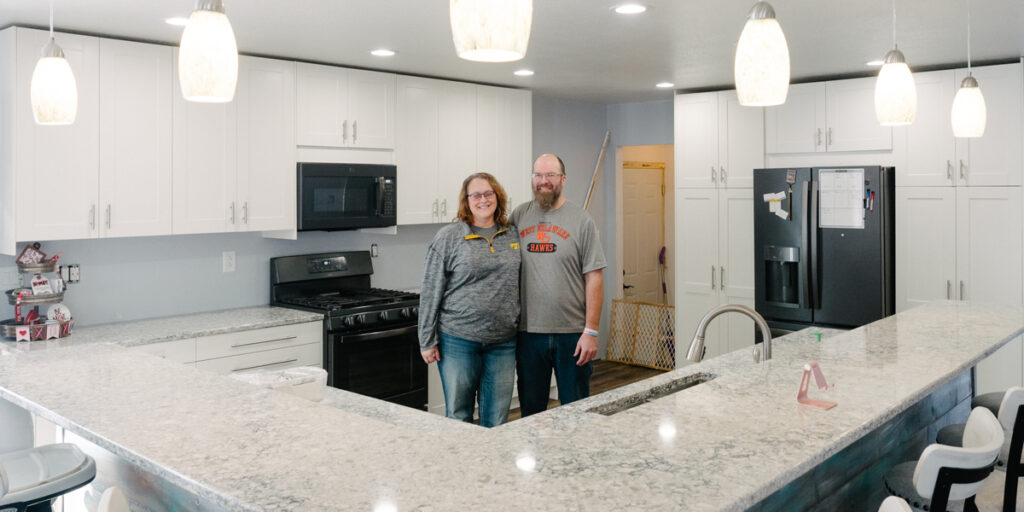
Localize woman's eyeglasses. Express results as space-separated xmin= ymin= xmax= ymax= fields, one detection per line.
xmin=467 ymin=190 xmax=496 ymax=201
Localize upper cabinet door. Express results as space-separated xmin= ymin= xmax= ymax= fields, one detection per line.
xmin=477 ymin=86 xmax=530 ymax=207
xmin=765 ymin=82 xmax=824 ymax=154
xmin=98 ymin=39 xmax=172 ymax=239
xmin=675 ymin=92 xmax=719 ymax=188
xmin=718 ymin=91 xmax=763 ymax=188
xmin=825 ymin=77 xmax=892 ymax=152
xmin=439 ymin=81 xmax=477 ymax=214
xmin=396 ymin=76 xmax=441 ymax=225
xmin=347 ymin=69 xmax=396 ymax=149
xmin=894 ymin=187 xmax=956 ymax=312
xmin=236 ymin=56 xmax=296 ymax=232
xmin=956 ymin=63 xmax=1023 ymax=187
xmin=172 ymin=48 xmax=238 ymax=235
xmin=14 ymin=28 xmax=100 ymax=243
xmin=296 ymin=63 xmax=347 ymax=147
xmin=897 ymin=70 xmax=956 ymax=187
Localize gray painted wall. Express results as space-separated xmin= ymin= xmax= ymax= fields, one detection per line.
xmin=1 ymin=96 xmax=675 ymax=348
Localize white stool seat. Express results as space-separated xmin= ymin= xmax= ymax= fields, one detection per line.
xmin=879 ymin=496 xmax=914 ymax=512
xmin=0 ymin=443 xmax=96 ymax=510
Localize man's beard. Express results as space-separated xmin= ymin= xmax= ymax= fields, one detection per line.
xmin=534 ymin=184 xmax=562 ymax=210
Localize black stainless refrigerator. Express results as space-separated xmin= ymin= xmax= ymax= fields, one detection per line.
xmin=753 ymin=166 xmax=895 ymax=337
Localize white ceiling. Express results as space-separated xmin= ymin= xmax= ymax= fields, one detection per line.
xmin=3 ymin=0 xmax=1024 ymax=103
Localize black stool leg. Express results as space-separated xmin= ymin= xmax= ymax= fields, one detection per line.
xmin=1004 ymin=406 xmax=1024 ymax=512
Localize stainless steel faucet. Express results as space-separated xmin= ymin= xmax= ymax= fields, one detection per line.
xmin=686 ymin=304 xmax=773 ymax=363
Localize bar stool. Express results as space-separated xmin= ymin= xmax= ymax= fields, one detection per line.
xmin=884 ymin=407 xmax=1004 ymax=512
xmin=0 ymin=398 xmax=97 ymax=512
xmin=880 ymin=496 xmax=913 ymax=512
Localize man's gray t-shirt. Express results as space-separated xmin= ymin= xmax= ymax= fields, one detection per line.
xmin=511 ymin=200 xmax=607 ymax=333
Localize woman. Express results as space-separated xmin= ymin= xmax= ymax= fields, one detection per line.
xmin=418 ymin=172 xmax=521 ymax=427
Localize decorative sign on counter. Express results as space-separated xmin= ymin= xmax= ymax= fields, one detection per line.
xmin=29 ymin=274 xmax=52 ymax=295
xmin=797 ymin=361 xmax=837 ymax=410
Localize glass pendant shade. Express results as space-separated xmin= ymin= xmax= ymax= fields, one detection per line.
xmin=874 ymin=49 xmax=917 ymax=125
xmin=951 ymin=76 xmax=986 ymax=138
xmin=30 ymin=38 xmax=77 ymax=125
xmin=450 ymin=0 xmax=533 ymax=62
xmin=734 ymin=2 xmax=790 ymax=107
xmin=178 ymin=0 xmax=238 ymax=103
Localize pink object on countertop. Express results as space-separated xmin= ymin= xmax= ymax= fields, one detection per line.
xmin=797 ymin=361 xmax=837 ymax=410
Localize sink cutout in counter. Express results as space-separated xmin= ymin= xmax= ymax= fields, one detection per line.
xmin=586 ymin=372 xmax=716 ymax=416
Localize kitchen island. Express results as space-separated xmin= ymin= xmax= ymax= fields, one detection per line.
xmin=0 ymin=301 xmax=1021 ymax=511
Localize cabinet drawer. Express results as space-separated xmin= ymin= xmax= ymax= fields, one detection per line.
xmin=195 ymin=342 xmax=322 ymax=375
xmin=132 ymin=338 xmax=196 ymax=364
xmin=195 ymin=321 xmax=321 ymax=360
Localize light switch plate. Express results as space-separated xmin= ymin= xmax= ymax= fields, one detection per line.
xmin=222 ymin=251 xmax=236 ymax=273
xmin=370 ymin=243 xmax=379 ymax=257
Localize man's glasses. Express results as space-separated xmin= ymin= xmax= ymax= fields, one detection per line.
xmin=467 ymin=190 xmax=496 ymax=201
xmin=531 ymin=172 xmax=563 ymax=181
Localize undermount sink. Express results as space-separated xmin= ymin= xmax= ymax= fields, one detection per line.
xmin=586 ymin=372 xmax=716 ymax=416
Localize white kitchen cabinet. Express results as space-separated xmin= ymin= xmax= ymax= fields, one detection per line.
xmin=131 ymin=338 xmax=197 ymax=365
xmin=895 ymin=186 xmax=1023 ymax=393
xmin=194 ymin=321 xmax=323 ymax=375
xmin=196 ymin=343 xmax=321 ymax=375
xmin=477 ymin=85 xmax=532 ymax=207
xmin=98 ymin=39 xmax=173 ymax=239
xmin=396 ymin=77 xmax=531 ymax=225
xmin=675 ymin=90 xmax=763 ymax=189
xmin=174 ymin=54 xmax=295 ymax=234
xmin=898 ymin=63 xmax=1023 ymax=187
xmin=235 ymin=56 xmax=296 ymax=231
xmin=766 ymin=78 xmax=892 ymax=154
xmin=296 ymin=63 xmax=395 ymax=149
xmin=675 ymin=188 xmax=755 ymax=364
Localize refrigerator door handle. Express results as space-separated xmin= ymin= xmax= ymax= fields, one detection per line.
xmin=800 ymin=181 xmax=811 ymax=308
xmin=947 ymin=280 xmax=952 ymax=300
xmin=809 ymin=180 xmax=820 ymax=309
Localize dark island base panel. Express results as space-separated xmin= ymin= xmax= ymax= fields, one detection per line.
xmin=64 ymin=431 xmax=222 ymax=512
xmin=751 ymin=370 xmax=973 ymax=512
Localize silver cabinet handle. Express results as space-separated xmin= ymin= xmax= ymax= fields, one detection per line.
xmin=816 ymin=128 xmax=822 ymax=147
xmin=960 ymin=280 xmax=965 ymax=300
xmin=353 ymin=120 xmax=357 ymax=143
xmin=231 ymin=335 xmax=297 ymax=349
xmin=231 ymin=358 xmax=298 ymax=373
xmin=827 ymin=127 xmax=833 ymax=146
xmin=720 ymin=166 xmax=726 ymax=184
xmin=431 ymin=199 xmax=439 ymax=221
xmin=105 ymin=204 xmax=111 ymax=229
xmin=946 ymin=280 xmax=952 ymax=300
xmin=441 ymin=199 xmax=447 ymax=218
xmin=242 ymin=201 xmax=248 ymax=224
xmin=710 ymin=265 xmax=716 ymax=290
xmin=229 ymin=202 xmax=236 ymax=224
xmin=342 ymin=120 xmax=348 ymax=143
xmin=88 ymin=205 xmax=96 ymax=230
xmin=711 ymin=166 xmax=717 ymax=183
xmin=720 ymin=267 xmax=725 ymax=288
xmin=959 ymin=160 xmax=966 ymax=181
xmin=946 ymin=160 xmax=953 ymax=181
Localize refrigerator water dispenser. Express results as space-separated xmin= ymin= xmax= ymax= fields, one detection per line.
xmin=764 ymin=245 xmax=799 ymax=307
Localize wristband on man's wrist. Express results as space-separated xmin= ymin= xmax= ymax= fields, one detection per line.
xmin=583 ymin=327 xmax=599 ymax=337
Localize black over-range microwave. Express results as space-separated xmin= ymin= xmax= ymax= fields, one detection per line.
xmin=297 ymin=163 xmax=397 ymax=231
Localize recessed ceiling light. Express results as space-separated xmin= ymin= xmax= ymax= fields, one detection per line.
xmin=514 ymin=69 xmax=535 ymax=76
xmin=866 ymin=60 xmax=884 ymax=66
xmin=370 ymin=49 xmax=396 ymax=57
xmin=656 ymin=82 xmax=675 ymax=88
xmin=165 ymin=17 xmax=189 ymax=27
xmin=613 ymin=4 xmax=647 ymax=14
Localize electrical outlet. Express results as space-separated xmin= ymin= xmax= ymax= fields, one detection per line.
xmin=370 ymin=243 xmax=379 ymax=258
xmin=222 ymin=251 xmax=236 ymax=273
xmin=67 ymin=264 xmax=80 ymax=283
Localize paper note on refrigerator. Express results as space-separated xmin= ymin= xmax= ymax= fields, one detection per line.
xmin=818 ymin=169 xmax=865 ymax=229
xmin=763 ymin=191 xmax=788 ymax=220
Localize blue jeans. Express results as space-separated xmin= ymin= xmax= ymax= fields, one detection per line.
xmin=437 ymin=332 xmax=516 ymax=428
xmin=515 ymin=332 xmax=593 ymax=418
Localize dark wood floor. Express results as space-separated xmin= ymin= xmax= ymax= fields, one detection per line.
xmin=505 ymin=359 xmax=666 ymax=422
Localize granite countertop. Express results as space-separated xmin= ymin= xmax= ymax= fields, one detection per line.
xmin=0 ymin=301 xmax=1022 ymax=511
xmin=2 ymin=306 xmax=323 ymax=350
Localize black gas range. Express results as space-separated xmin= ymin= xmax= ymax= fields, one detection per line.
xmin=270 ymin=251 xmax=426 ymax=410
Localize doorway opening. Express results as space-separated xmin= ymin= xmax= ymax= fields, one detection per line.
xmin=615 ymin=145 xmax=674 ymax=306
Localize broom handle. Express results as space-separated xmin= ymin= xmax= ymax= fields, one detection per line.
xmin=584 ymin=130 xmax=611 ymax=211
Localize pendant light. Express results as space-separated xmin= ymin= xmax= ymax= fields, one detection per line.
xmin=30 ymin=0 xmax=77 ymax=125
xmin=734 ymin=2 xmax=790 ymax=106
xmin=874 ymin=0 xmax=916 ymax=126
xmin=450 ymin=0 xmax=533 ymax=62
xmin=951 ymin=0 xmax=986 ymax=138
xmin=178 ymin=0 xmax=238 ymax=103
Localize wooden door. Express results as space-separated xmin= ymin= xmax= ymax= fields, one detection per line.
xmin=622 ymin=165 xmax=665 ymax=303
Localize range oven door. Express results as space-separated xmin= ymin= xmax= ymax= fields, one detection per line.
xmin=327 ymin=324 xmax=427 ymax=410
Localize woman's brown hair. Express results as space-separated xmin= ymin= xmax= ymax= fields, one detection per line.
xmin=455 ymin=172 xmax=509 ymax=227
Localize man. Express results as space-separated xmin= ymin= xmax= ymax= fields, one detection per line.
xmin=511 ymin=153 xmax=606 ymax=417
